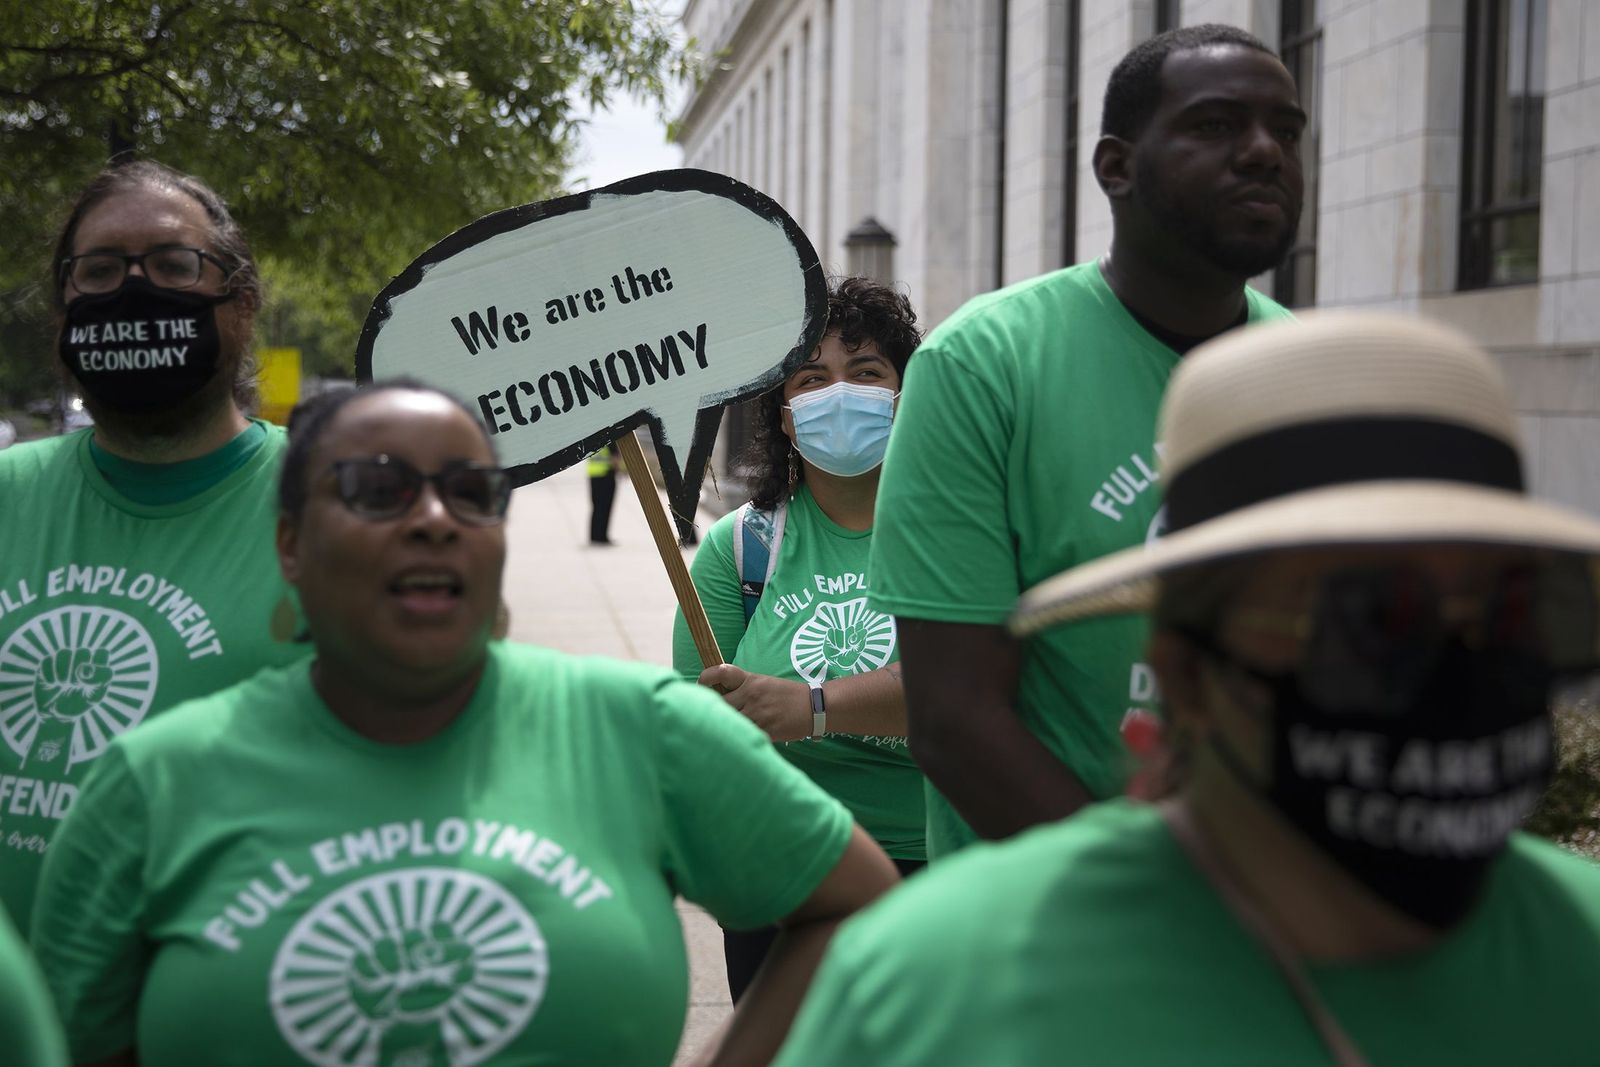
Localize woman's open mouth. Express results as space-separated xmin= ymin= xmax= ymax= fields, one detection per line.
xmin=388 ymin=568 xmax=466 ymax=616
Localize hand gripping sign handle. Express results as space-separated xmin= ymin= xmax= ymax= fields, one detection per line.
xmin=616 ymin=432 xmax=724 ymax=669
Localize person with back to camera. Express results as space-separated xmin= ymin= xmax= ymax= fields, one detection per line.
xmin=30 ymin=379 xmax=898 ymax=1067
xmin=0 ymin=160 xmax=305 ymax=933
xmin=672 ymin=277 xmax=926 ymax=1002
xmin=776 ymin=312 xmax=1600 ymax=1066
xmin=870 ymin=24 xmax=1303 ymax=859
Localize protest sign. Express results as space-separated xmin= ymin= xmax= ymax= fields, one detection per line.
xmin=355 ymin=169 xmax=826 ymax=525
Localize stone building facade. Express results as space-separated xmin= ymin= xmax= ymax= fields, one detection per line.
xmin=676 ymin=0 xmax=1600 ymax=513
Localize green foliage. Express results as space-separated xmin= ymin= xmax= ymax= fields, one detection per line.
xmin=256 ymin=255 xmax=371 ymax=378
xmin=1526 ymin=696 xmax=1600 ymax=860
xmin=0 ymin=0 xmax=688 ymax=390
xmin=0 ymin=290 xmax=59 ymax=406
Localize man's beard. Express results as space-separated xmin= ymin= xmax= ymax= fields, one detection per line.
xmin=1135 ymin=173 xmax=1300 ymax=278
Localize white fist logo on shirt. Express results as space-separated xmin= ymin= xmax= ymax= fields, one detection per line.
xmin=271 ymin=868 xmax=549 ymax=1066
xmin=790 ymin=597 xmax=897 ymax=684
xmin=348 ymin=922 xmax=478 ymax=1020
xmin=33 ymin=647 xmax=115 ymax=721
xmin=0 ymin=605 xmax=159 ymax=770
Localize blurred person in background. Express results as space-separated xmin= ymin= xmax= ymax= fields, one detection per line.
xmin=586 ymin=442 xmax=621 ymax=546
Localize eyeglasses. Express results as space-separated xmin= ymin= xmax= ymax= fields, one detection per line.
xmin=331 ymin=455 xmax=511 ymax=526
xmin=60 ymin=247 xmax=232 ymax=295
xmin=1194 ymin=558 xmax=1600 ymax=714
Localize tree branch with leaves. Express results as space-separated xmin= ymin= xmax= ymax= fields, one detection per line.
xmin=0 ymin=0 xmax=692 ymax=398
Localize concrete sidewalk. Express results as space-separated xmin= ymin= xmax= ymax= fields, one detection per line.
xmin=500 ymin=462 xmax=731 ymax=1065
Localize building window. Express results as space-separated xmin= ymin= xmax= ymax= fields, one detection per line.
xmin=1275 ymin=0 xmax=1321 ymax=308
xmin=746 ymin=88 xmax=759 ymax=180
xmin=1154 ymin=0 xmax=1179 ymax=33
xmin=1459 ymin=0 xmax=1547 ymax=289
xmin=995 ymin=0 xmax=1009 ymax=288
xmin=780 ymin=46 xmax=791 ymax=206
xmin=1063 ymin=0 xmax=1081 ymax=266
xmin=799 ymin=20 xmax=811 ymax=230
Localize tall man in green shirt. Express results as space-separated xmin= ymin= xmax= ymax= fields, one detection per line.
xmin=869 ymin=24 xmax=1304 ymax=857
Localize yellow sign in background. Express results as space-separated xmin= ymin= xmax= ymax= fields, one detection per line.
xmin=257 ymin=347 xmax=302 ymax=425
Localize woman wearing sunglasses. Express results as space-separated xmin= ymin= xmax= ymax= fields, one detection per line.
xmin=776 ymin=313 xmax=1600 ymax=1066
xmin=32 ymin=380 xmax=897 ymax=1067
xmin=672 ymin=278 xmax=927 ymax=1002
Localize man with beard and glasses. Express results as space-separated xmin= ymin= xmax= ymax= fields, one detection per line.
xmin=0 ymin=161 xmax=305 ymax=932
xmin=869 ymin=24 xmax=1303 ymax=859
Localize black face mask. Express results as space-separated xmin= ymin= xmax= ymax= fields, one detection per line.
xmin=59 ymin=276 xmax=233 ymax=412
xmin=1205 ymin=639 xmax=1555 ymax=930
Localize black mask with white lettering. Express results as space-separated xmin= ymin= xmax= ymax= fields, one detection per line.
xmin=1206 ymin=639 xmax=1554 ymax=929
xmin=59 ymin=277 xmax=232 ymax=412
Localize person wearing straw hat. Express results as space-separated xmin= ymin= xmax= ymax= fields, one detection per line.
xmin=869 ymin=24 xmax=1302 ymax=859
xmin=774 ymin=312 xmax=1600 ymax=1066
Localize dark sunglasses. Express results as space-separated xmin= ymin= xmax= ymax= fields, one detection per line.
xmin=330 ymin=455 xmax=511 ymax=526
xmin=1196 ymin=557 xmax=1600 ymax=714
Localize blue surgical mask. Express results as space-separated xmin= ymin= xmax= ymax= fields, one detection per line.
xmin=786 ymin=382 xmax=897 ymax=477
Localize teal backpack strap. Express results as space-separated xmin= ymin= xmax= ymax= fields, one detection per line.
xmin=734 ymin=501 xmax=787 ymax=623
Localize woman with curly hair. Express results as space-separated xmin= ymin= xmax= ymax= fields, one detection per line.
xmin=673 ymin=276 xmax=925 ymax=1001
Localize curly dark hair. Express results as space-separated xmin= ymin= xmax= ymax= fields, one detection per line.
xmin=745 ymin=276 xmax=921 ymax=510
xmin=1100 ymin=24 xmax=1273 ymax=139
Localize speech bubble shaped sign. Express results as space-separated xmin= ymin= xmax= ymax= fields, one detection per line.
xmin=356 ymin=169 xmax=827 ymax=522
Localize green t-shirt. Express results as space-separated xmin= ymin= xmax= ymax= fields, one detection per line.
xmin=33 ymin=642 xmax=852 ymax=1066
xmin=0 ymin=905 xmax=67 ymax=1067
xmin=0 ymin=423 xmax=306 ymax=930
xmin=776 ymin=800 xmax=1600 ymax=1066
xmin=869 ymin=263 xmax=1292 ymax=855
xmin=674 ymin=484 xmax=925 ymax=860
xmin=88 ymin=419 xmax=269 ymax=505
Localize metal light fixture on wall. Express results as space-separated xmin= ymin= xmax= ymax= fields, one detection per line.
xmin=844 ymin=217 xmax=896 ymax=284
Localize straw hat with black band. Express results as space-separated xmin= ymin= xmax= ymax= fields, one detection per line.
xmin=1010 ymin=311 xmax=1600 ymax=637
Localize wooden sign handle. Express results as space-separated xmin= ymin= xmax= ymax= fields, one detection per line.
xmin=615 ymin=432 xmax=724 ymax=669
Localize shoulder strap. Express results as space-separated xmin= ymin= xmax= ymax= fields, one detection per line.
xmin=765 ymin=502 xmax=787 ymax=584
xmin=734 ymin=501 xmax=787 ymax=623
xmin=1158 ymin=802 xmax=1371 ymax=1067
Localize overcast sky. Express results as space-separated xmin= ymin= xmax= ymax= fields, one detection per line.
xmin=567 ymin=2 xmax=689 ymax=191
xmin=567 ymin=88 xmax=684 ymax=191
